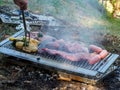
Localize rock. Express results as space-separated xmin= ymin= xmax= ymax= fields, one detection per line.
xmin=0 ymin=75 xmax=7 ymax=80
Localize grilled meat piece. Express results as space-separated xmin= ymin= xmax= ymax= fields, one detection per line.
xmin=99 ymin=50 xmax=109 ymax=59
xmin=88 ymin=55 xmax=101 ymax=64
xmin=40 ymin=48 xmax=90 ymax=61
xmin=89 ymin=45 xmax=103 ymax=53
xmin=39 ymin=36 xmax=89 ymax=53
xmin=39 ymin=48 xmax=108 ymax=64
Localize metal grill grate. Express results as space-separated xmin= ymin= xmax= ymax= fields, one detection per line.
xmin=0 ymin=30 xmax=119 ymax=84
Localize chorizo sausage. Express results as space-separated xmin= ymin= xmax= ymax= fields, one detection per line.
xmin=89 ymin=45 xmax=103 ymax=53
xmin=99 ymin=50 xmax=109 ymax=59
xmin=88 ymin=55 xmax=101 ymax=64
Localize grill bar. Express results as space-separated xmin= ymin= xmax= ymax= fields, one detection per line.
xmin=98 ymin=54 xmax=119 ymax=73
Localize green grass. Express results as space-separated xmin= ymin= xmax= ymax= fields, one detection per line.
xmin=103 ymin=12 xmax=120 ymax=35
xmin=0 ymin=1 xmax=4 ymax=5
xmin=0 ymin=0 xmax=14 ymax=6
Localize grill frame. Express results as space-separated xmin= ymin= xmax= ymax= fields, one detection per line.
xmin=0 ymin=14 xmax=49 ymax=26
xmin=0 ymin=30 xmax=119 ymax=84
xmin=0 ymin=13 xmax=62 ymax=26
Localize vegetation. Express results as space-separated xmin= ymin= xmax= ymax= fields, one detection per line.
xmin=0 ymin=0 xmax=4 ymax=3
xmin=105 ymin=15 xmax=120 ymax=35
xmin=0 ymin=0 xmax=120 ymax=35
xmin=100 ymin=0 xmax=120 ymax=17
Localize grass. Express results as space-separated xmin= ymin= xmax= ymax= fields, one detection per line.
xmin=0 ymin=0 xmax=120 ymax=36
xmin=103 ymin=12 xmax=120 ymax=35
xmin=0 ymin=1 xmax=3 ymax=5
xmin=0 ymin=0 xmax=15 ymax=7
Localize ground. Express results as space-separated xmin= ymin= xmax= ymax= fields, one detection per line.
xmin=0 ymin=4 xmax=120 ymax=90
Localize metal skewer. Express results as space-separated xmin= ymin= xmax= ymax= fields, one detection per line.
xmin=21 ymin=10 xmax=30 ymax=47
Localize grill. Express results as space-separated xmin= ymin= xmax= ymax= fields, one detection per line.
xmin=0 ymin=30 xmax=119 ymax=84
xmin=0 ymin=14 xmax=49 ymax=26
xmin=0 ymin=6 xmax=49 ymax=26
xmin=0 ymin=12 xmax=62 ymax=26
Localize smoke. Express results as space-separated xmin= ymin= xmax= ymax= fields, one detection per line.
xmin=29 ymin=0 xmax=108 ymax=46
